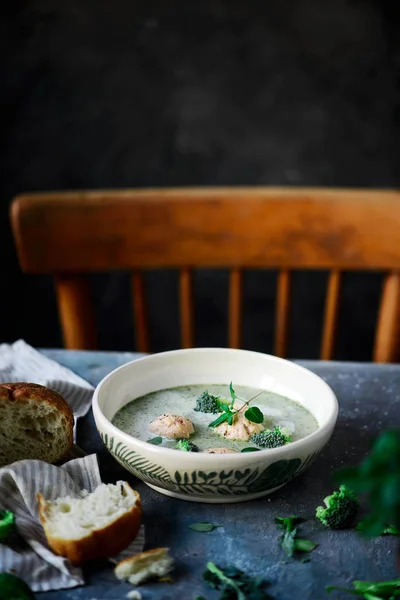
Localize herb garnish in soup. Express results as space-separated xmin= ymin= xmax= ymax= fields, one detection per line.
xmin=112 ymin=382 xmax=318 ymax=454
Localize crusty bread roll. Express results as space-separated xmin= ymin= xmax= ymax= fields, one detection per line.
xmin=0 ymin=382 xmax=74 ymax=467
xmin=38 ymin=481 xmax=142 ymax=565
xmin=115 ymin=548 xmax=174 ymax=585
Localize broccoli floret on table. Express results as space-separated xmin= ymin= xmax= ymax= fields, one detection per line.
xmin=194 ymin=391 xmax=222 ymax=414
xmin=316 ymin=484 xmax=359 ymax=529
xmin=176 ymin=439 xmax=199 ymax=452
xmin=250 ymin=426 xmax=292 ymax=449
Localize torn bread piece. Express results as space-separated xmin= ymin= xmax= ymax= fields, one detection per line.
xmin=38 ymin=481 xmax=142 ymax=565
xmin=115 ymin=548 xmax=174 ymax=586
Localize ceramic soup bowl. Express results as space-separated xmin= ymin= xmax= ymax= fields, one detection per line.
xmin=93 ymin=348 xmax=338 ymax=503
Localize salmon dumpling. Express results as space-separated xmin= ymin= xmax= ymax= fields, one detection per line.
xmin=148 ymin=414 xmax=195 ymax=439
xmin=215 ymin=411 xmax=264 ymax=441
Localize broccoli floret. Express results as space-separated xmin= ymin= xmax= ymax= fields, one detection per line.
xmin=249 ymin=426 xmax=292 ymax=449
xmin=316 ymin=485 xmax=359 ymax=529
xmin=176 ymin=439 xmax=199 ymax=452
xmin=194 ymin=391 xmax=222 ymax=414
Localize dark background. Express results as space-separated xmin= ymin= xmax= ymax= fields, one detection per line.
xmin=1 ymin=0 xmax=399 ymax=359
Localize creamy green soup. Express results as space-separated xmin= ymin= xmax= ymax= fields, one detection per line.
xmin=112 ymin=384 xmax=318 ymax=452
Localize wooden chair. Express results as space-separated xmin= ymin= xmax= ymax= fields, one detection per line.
xmin=10 ymin=187 xmax=400 ymax=361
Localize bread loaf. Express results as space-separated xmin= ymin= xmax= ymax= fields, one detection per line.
xmin=0 ymin=382 xmax=74 ymax=467
xmin=38 ymin=481 xmax=142 ymax=565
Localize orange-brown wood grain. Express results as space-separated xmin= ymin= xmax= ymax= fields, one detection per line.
xmin=11 ymin=188 xmax=400 ymax=272
xmin=10 ymin=187 xmax=400 ymax=360
xmin=274 ymin=270 xmax=291 ymax=358
xmin=320 ymin=270 xmax=341 ymax=360
xmin=131 ymin=271 xmax=149 ymax=353
xmin=229 ymin=268 xmax=243 ymax=348
xmin=179 ymin=267 xmax=194 ymax=348
xmin=55 ymin=275 xmax=97 ymax=350
xmin=374 ymin=272 xmax=400 ymax=362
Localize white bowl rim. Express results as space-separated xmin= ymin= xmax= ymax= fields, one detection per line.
xmin=92 ymin=347 xmax=338 ymax=463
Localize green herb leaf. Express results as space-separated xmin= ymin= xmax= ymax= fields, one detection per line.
xmin=301 ymin=557 xmax=311 ymax=564
xmin=204 ymin=562 xmax=246 ymax=600
xmin=382 ymin=524 xmax=400 ymax=536
xmin=0 ymin=510 xmax=15 ymax=542
xmin=209 ymin=412 xmax=231 ymax=428
xmin=244 ymin=406 xmax=264 ymax=424
xmin=188 ymin=522 xmax=222 ymax=532
xmin=219 ymin=402 xmax=231 ymax=412
xmin=147 ymin=436 xmax=163 ymax=445
xmin=326 ymin=578 xmax=400 ymax=598
xmin=0 ymin=574 xmax=35 ymax=600
xmin=294 ymin=539 xmax=317 ymax=552
xmin=229 ymin=382 xmax=236 ymax=404
xmin=357 ymin=520 xmax=400 ymax=536
xmin=241 ymin=447 xmax=260 ymax=452
xmin=275 ymin=516 xmax=303 ymax=532
xmin=203 ymin=562 xmax=271 ymax=600
xmin=275 ymin=516 xmax=316 ymax=560
xmin=281 ymin=528 xmax=297 ymax=557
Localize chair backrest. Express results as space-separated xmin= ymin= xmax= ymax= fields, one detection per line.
xmin=10 ymin=187 xmax=400 ymax=361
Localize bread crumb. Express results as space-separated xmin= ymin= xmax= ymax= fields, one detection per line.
xmin=126 ymin=591 xmax=142 ymax=600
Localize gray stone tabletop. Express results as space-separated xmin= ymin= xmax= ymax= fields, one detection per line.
xmin=37 ymin=350 xmax=400 ymax=600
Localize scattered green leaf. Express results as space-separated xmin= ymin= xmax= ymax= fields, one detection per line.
xmin=203 ymin=562 xmax=272 ymax=600
xmin=281 ymin=528 xmax=297 ymax=558
xmin=275 ymin=517 xmax=316 ymax=559
xmin=189 ymin=522 xmax=222 ymax=533
xmin=241 ymin=447 xmax=260 ymax=453
xmin=326 ymin=578 xmax=400 ymax=598
xmin=356 ymin=521 xmax=400 ymax=536
xmin=382 ymin=524 xmax=400 ymax=536
xmin=0 ymin=510 xmax=15 ymax=542
xmin=147 ymin=436 xmax=163 ymax=445
xmin=301 ymin=557 xmax=311 ymax=564
xmin=294 ymin=539 xmax=317 ymax=553
xmin=275 ymin=516 xmax=303 ymax=531
xmin=0 ymin=573 xmax=35 ymax=600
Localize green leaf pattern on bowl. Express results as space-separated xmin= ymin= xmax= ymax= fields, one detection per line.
xmin=101 ymin=433 xmax=320 ymax=496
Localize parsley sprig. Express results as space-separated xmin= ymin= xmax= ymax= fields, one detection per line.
xmin=275 ymin=516 xmax=317 ymax=558
xmin=209 ymin=383 xmax=264 ymax=429
xmin=326 ymin=578 xmax=400 ymax=599
xmin=203 ymin=562 xmax=272 ymax=600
